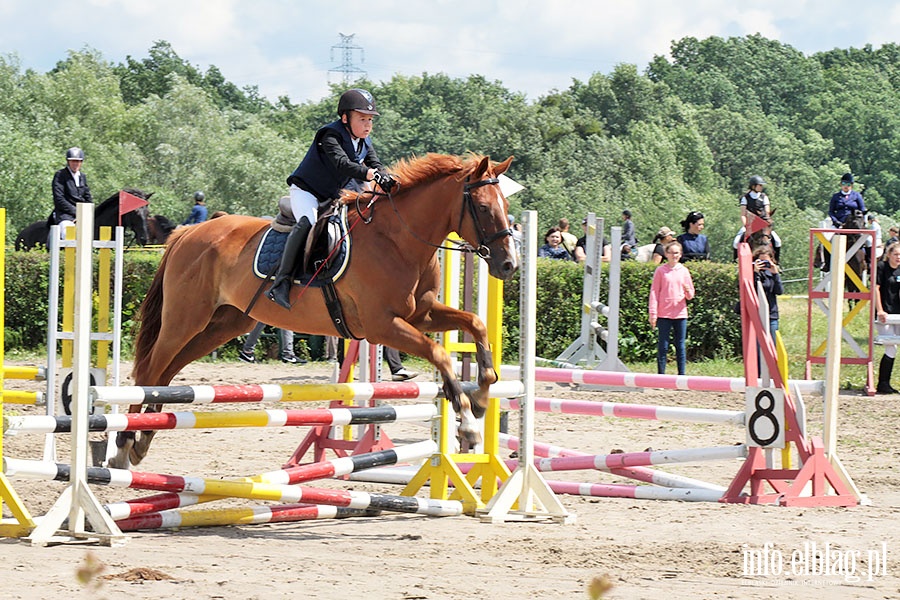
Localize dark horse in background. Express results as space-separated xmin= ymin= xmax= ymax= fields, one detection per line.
xmin=111 ymin=153 xmax=518 ymax=469
xmin=814 ymin=209 xmax=870 ymax=302
xmin=14 ymin=188 xmax=153 ymax=251
xmin=147 ymin=214 xmax=176 ymax=244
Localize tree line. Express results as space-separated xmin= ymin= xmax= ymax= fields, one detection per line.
xmin=3 ymin=35 xmax=898 ymax=274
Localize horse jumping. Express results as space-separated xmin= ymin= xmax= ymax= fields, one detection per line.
xmin=14 ymin=188 xmax=153 ymax=251
xmin=111 ymin=153 xmax=517 ymax=469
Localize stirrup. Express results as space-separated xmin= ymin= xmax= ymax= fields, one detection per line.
xmin=267 ymin=280 xmax=292 ymax=309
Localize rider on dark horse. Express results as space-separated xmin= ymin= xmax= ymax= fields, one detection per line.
xmin=50 ymin=146 xmax=93 ymax=239
xmin=267 ymin=88 xmax=396 ymax=309
xmin=829 ymin=172 xmax=866 ymax=228
xmin=733 ymin=175 xmax=781 ymax=262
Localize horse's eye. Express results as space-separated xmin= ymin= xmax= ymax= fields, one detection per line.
xmin=479 ymin=205 xmax=489 ymax=213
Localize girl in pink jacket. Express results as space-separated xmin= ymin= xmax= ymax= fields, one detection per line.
xmin=648 ymin=241 xmax=695 ymax=375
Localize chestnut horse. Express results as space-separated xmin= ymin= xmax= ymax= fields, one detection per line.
xmin=111 ymin=154 xmax=517 ymax=468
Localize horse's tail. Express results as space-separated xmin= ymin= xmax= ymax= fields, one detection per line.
xmin=132 ymin=252 xmax=168 ymax=383
xmin=132 ymin=227 xmax=194 ymax=383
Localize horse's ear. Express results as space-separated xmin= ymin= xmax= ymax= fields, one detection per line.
xmin=494 ymin=156 xmax=514 ymax=176
xmin=473 ymin=155 xmax=490 ymax=179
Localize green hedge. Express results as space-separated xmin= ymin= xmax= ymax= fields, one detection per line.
xmin=502 ymin=258 xmax=743 ymax=364
xmin=5 ymin=250 xmax=742 ymax=364
xmin=4 ymin=249 xmax=162 ymax=351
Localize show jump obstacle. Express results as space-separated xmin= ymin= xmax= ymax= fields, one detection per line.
xmin=4 ymin=207 xmax=572 ymax=544
xmin=806 ymin=228 xmax=876 ymax=395
xmin=1 ymin=207 xmax=39 ymax=537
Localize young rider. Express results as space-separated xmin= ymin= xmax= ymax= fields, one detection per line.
xmin=734 ymin=175 xmax=781 ymax=260
xmin=267 ymin=88 xmax=396 ymax=308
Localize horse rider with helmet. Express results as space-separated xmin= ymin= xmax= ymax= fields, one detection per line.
xmin=51 ymin=146 xmax=93 ymax=239
xmin=829 ymin=172 xmax=867 ymax=227
xmin=182 ymin=190 xmax=208 ymax=225
xmin=267 ymin=88 xmax=396 ymax=309
xmin=734 ymin=174 xmax=782 ymax=261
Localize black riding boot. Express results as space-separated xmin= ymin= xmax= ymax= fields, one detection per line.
xmin=267 ymin=218 xmax=312 ymax=309
xmin=877 ymin=354 xmax=898 ymax=394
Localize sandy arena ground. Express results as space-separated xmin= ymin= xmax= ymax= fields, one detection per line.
xmin=2 ymin=358 xmax=898 ymax=600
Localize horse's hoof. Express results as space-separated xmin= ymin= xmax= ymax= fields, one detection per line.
xmin=460 ymin=427 xmax=483 ymax=447
xmin=107 ymin=452 xmax=130 ymax=470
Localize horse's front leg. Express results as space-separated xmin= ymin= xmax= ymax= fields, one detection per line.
xmin=108 ymin=403 xmax=162 ymax=468
xmin=372 ymin=318 xmax=482 ymax=446
xmin=419 ymin=302 xmax=498 ymax=415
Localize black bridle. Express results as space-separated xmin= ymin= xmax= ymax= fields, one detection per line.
xmin=454 ymin=176 xmax=513 ymax=258
xmin=373 ymin=175 xmax=513 ymax=257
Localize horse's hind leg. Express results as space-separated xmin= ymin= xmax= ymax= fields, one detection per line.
xmin=110 ymin=305 xmax=255 ymax=468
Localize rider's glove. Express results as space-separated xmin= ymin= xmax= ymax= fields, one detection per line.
xmin=372 ymin=170 xmax=396 ymax=193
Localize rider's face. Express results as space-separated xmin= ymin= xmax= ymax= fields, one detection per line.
xmin=344 ymin=111 xmax=374 ymax=140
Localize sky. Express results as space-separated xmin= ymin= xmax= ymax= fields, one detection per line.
xmin=2 ymin=0 xmax=900 ymax=104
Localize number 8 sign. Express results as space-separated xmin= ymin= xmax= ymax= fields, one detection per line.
xmin=745 ymin=387 xmax=785 ymax=448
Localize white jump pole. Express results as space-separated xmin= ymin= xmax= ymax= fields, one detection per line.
xmin=479 ymin=210 xmax=574 ymax=524
xmin=27 ymin=204 xmax=127 ymax=546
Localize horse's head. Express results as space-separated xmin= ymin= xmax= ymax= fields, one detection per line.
xmin=121 ymin=189 xmax=154 ymax=246
xmin=457 ymin=156 xmax=518 ymax=280
xmin=844 ymin=209 xmax=867 ymax=230
xmin=148 ymin=214 xmax=176 ymax=244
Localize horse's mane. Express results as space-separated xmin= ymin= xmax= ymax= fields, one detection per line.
xmin=339 ymin=153 xmax=487 ymax=204
xmin=153 ymin=214 xmax=176 ymax=234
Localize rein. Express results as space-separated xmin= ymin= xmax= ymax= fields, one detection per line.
xmin=386 ymin=176 xmax=513 ymax=258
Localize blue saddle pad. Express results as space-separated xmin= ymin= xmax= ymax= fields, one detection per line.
xmin=252 ymin=210 xmax=351 ymax=286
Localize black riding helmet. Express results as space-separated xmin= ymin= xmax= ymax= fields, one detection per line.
xmin=66 ymin=147 xmax=85 ymax=161
xmin=337 ymin=89 xmax=380 ymax=117
xmin=193 ymin=191 xmax=205 ymax=202
xmin=749 ymin=175 xmax=766 ymax=187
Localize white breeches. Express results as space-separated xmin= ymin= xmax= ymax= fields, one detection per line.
xmin=289 ymin=184 xmax=318 ymax=224
xmin=58 ymin=218 xmax=75 ymax=240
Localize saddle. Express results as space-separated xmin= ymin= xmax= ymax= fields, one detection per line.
xmin=252 ymin=199 xmax=352 ymax=287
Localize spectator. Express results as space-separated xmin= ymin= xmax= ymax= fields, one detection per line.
xmin=239 ymin=322 xmax=305 ymax=364
xmin=677 ymin=211 xmax=710 ymax=262
xmin=385 ymin=348 xmax=418 ymax=381
xmin=332 ymin=342 xmax=417 ymax=381
xmin=558 ymin=218 xmax=578 ymax=254
xmin=888 ymin=226 xmax=899 ymax=246
xmin=574 ymin=217 xmax=611 ymax=264
xmin=324 ymin=336 xmax=339 ymax=361
xmin=868 ymin=213 xmax=884 ymax=259
xmin=874 ymin=240 xmax=900 ymax=394
xmin=538 ymin=226 xmax=573 ymax=260
xmin=751 ymin=245 xmax=784 ymax=342
xmin=621 ymin=210 xmax=638 ymax=248
xmin=829 ymin=173 xmax=866 ymax=227
xmin=648 ymin=241 xmax=695 ymax=375
xmin=650 ymin=226 xmax=676 ymax=265
xmin=183 ymin=191 xmax=208 ymax=225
